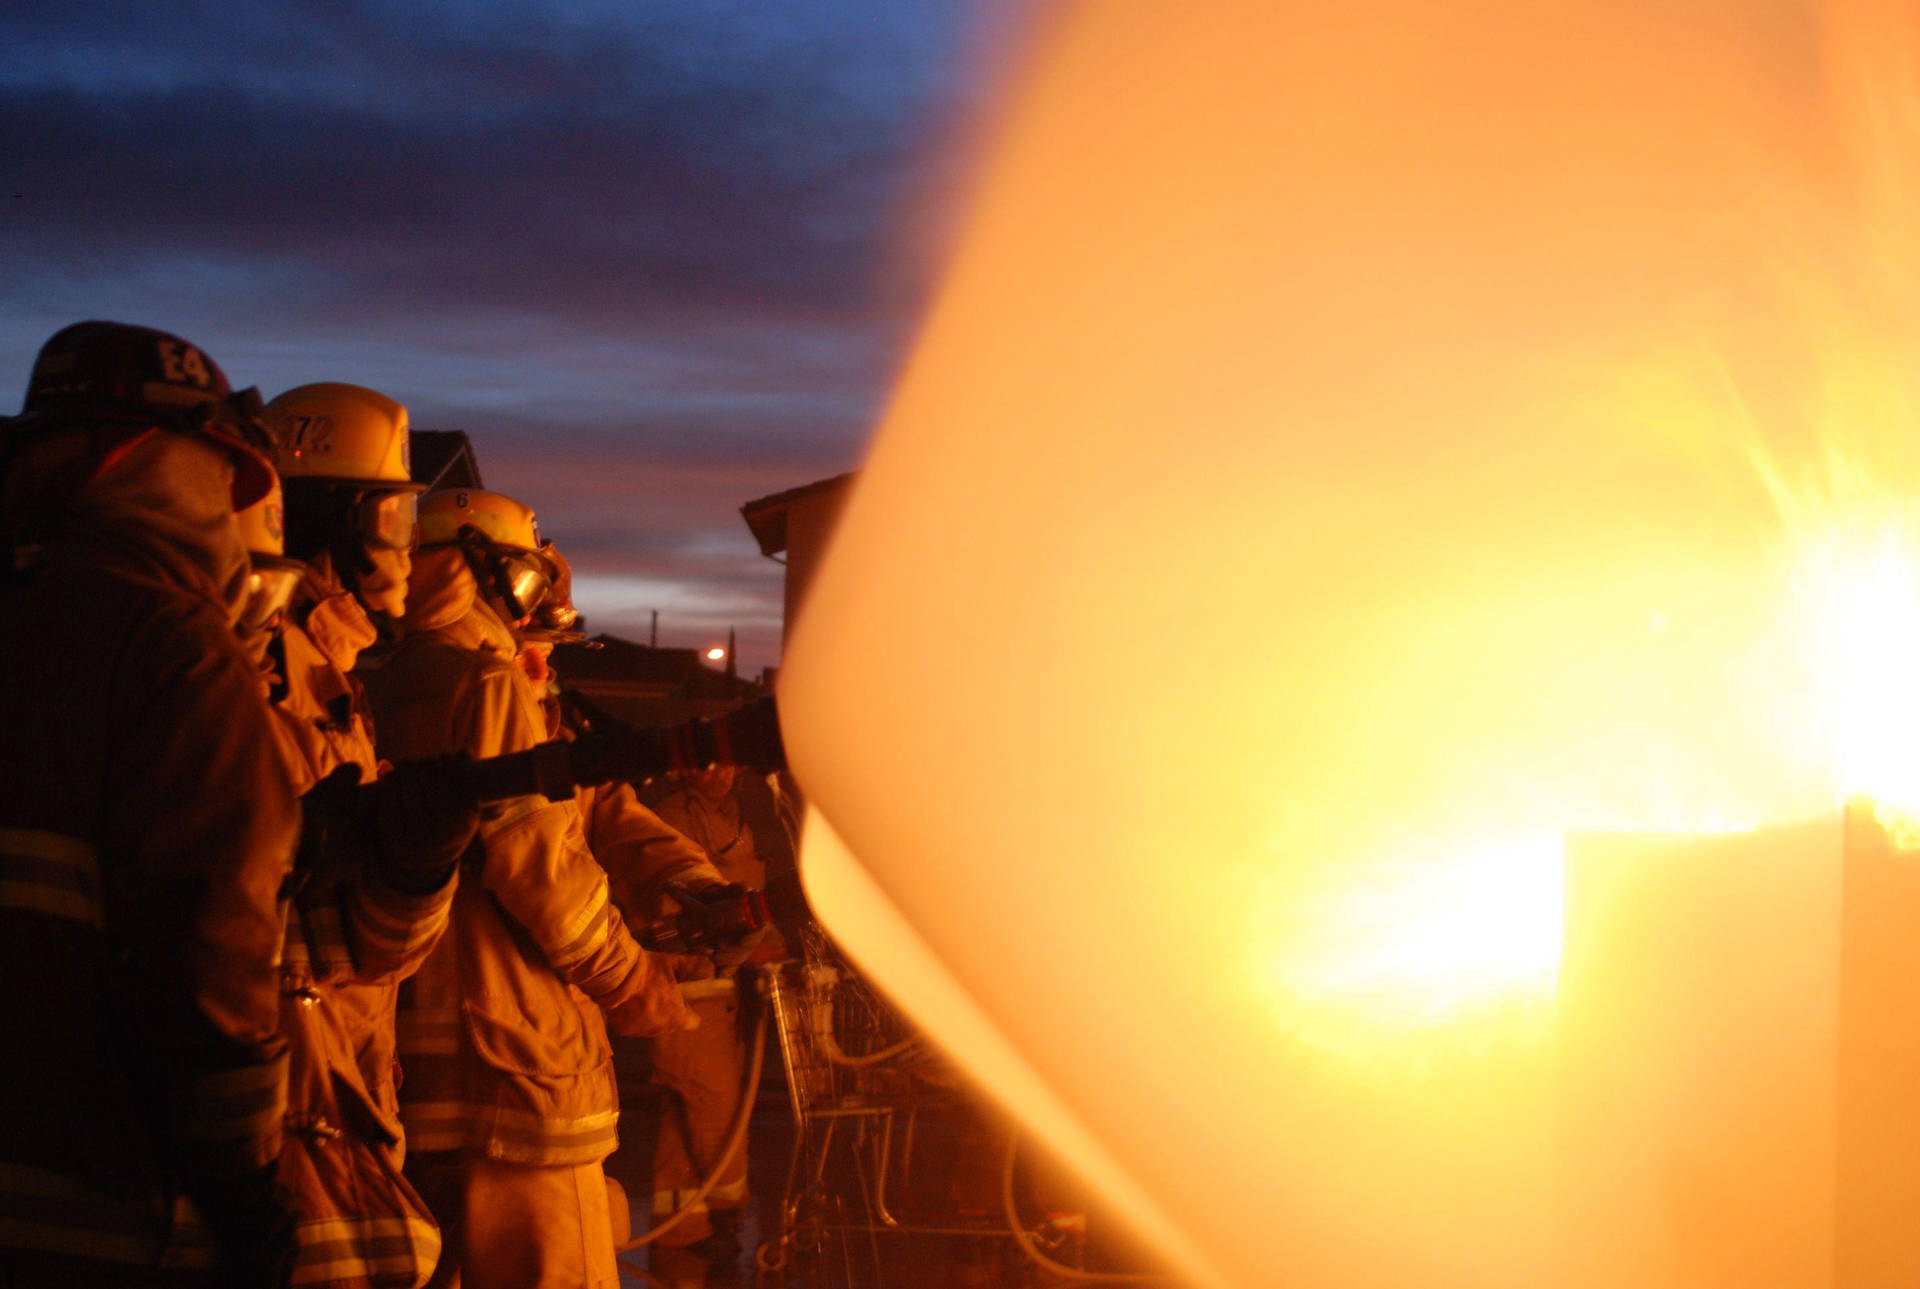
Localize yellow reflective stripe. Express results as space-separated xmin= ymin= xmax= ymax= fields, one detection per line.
xmin=172 ymin=1053 xmax=289 ymax=1144
xmin=399 ymin=1101 xmax=470 ymax=1152
xmin=293 ymin=1215 xmax=441 ymax=1286
xmin=653 ymin=1189 xmax=706 ymax=1217
xmin=476 ymin=1103 xmax=617 ymax=1144
xmin=473 ymin=1103 xmax=618 ymax=1164
xmin=0 ymin=1162 xmax=163 ymax=1264
xmin=396 ymin=1009 xmax=460 ymax=1056
xmin=678 ymin=977 xmax=737 ymax=1003
xmin=708 ymin=1176 xmax=748 ymax=1206
xmin=352 ymin=881 xmax=450 ymax=959
xmin=0 ymin=828 xmax=102 ymax=927
xmin=547 ymin=895 xmax=612 ymax=971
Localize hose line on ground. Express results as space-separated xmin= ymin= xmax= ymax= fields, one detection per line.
xmin=1000 ymin=1132 xmax=1166 ymax=1284
xmin=615 ymin=981 xmax=770 ymax=1271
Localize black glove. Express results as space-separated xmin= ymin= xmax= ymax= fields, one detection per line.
xmin=185 ymin=1163 xmax=300 ymax=1289
xmin=361 ymin=756 xmax=481 ymax=894
xmin=664 ymin=880 xmax=767 ymax=971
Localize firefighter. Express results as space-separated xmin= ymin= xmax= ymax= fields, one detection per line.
xmin=510 ymin=544 xmax=732 ymax=1249
xmin=0 ymin=321 xmax=299 ymax=1285
xmin=512 ymin=545 xmax=732 ymax=1236
xmin=641 ymin=758 xmax=793 ymax=1255
xmin=365 ymin=488 xmax=698 ymax=1289
xmin=240 ymin=383 xmax=477 ymax=1287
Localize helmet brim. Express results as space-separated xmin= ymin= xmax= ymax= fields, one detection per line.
xmin=196 ymin=422 xmax=280 ymax=511
xmin=3 ymin=407 xmax=279 ymax=511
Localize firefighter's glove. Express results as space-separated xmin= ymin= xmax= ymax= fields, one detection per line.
xmin=364 ymin=756 xmax=480 ymax=894
xmin=604 ymin=951 xmax=703 ymax=1037
xmin=186 ymin=1163 xmax=301 ymax=1289
xmin=666 ymin=879 xmax=766 ymax=971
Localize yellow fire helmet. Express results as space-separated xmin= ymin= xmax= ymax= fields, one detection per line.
xmin=418 ymin=487 xmax=553 ymax=620
xmin=266 ymin=382 xmax=425 ymax=491
xmin=235 ymin=475 xmax=287 ymax=558
xmin=417 ymin=488 xmax=542 ymax=551
xmin=232 ymin=476 xmax=306 ymax=638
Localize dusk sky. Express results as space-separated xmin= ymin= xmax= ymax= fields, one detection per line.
xmin=0 ymin=0 xmax=1036 ymax=672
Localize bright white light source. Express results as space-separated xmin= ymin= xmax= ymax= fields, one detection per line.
xmin=779 ymin=3 xmax=1920 ymax=1287
xmin=705 ymin=646 xmax=727 ymax=662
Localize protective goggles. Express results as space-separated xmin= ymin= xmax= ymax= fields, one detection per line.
xmin=237 ymin=558 xmax=304 ymax=638
xmin=353 ymin=490 xmax=418 ymax=551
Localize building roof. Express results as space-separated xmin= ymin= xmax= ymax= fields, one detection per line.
xmin=412 ymin=429 xmax=484 ymax=490
xmin=553 ymin=634 xmax=764 ymax=702
xmin=739 ymin=471 xmax=857 ymax=558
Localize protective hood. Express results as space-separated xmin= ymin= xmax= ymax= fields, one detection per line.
xmin=403 ymin=544 xmax=516 ymax=656
xmin=47 ymin=431 xmax=252 ymax=621
xmin=293 ymin=551 xmax=379 ymax=674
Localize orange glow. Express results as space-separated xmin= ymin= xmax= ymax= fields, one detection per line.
xmin=779 ymin=2 xmax=1920 ymax=1285
xmin=704 ymin=646 xmax=727 ymax=662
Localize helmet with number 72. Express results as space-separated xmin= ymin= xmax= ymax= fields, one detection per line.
xmin=265 ymin=383 xmax=425 ymax=558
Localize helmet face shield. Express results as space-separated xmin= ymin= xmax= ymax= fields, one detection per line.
xmin=237 ymin=560 xmax=303 ymax=639
xmin=355 ymin=489 xmax=417 ymax=551
xmin=495 ymin=549 xmax=553 ymax=621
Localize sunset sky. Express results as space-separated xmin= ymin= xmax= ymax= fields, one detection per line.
xmin=0 ymin=0 xmax=1033 ymax=671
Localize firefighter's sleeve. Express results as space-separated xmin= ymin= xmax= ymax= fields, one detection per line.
xmin=457 ymin=668 xmax=655 ymax=1005
xmin=105 ymin=617 xmax=295 ymax=1179
xmin=341 ymin=864 xmax=456 ymax=986
xmin=583 ymin=779 xmax=725 ymax=921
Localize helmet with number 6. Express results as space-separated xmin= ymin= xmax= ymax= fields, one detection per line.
xmin=416 ymin=488 xmax=540 ymax=551
xmin=417 ymin=488 xmax=553 ymax=621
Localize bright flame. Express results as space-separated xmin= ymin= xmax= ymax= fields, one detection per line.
xmin=1264 ymin=837 xmax=1563 ymax=1060
xmin=1772 ymin=480 xmax=1920 ymax=843
xmin=778 ymin=2 xmax=1920 ymax=1286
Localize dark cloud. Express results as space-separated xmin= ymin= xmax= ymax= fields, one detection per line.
xmin=0 ymin=0 xmax=1035 ymax=672
xmin=0 ymin=0 xmax=987 ymax=320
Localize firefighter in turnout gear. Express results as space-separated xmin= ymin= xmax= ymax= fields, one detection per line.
xmin=240 ymin=382 xmax=473 ymax=1287
xmin=367 ymin=489 xmax=697 ymax=1289
xmin=511 ymin=544 xmax=732 ymax=1248
xmin=642 ymin=761 xmax=791 ymax=1253
xmin=0 ymin=322 xmax=300 ymax=1286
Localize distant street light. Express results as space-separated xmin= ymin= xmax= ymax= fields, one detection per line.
xmin=705 ymin=646 xmax=727 ymax=663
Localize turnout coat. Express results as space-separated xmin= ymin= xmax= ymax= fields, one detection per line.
xmin=0 ymin=438 xmax=296 ymax=1276
xmin=265 ymin=565 xmax=452 ymax=1288
xmin=367 ymin=550 xmax=661 ymax=1169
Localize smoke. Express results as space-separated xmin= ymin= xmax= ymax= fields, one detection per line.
xmin=782 ymin=3 xmax=1920 ymax=1285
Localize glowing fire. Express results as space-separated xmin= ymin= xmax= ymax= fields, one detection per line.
xmin=779 ymin=2 xmax=1920 ymax=1286
xmin=1774 ymin=477 xmax=1920 ymax=844
xmin=1261 ymin=836 xmax=1563 ymax=1060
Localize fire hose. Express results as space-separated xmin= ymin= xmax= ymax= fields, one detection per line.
xmin=455 ymin=692 xmax=786 ymax=805
xmin=1000 ymin=1135 xmax=1166 ymax=1284
xmin=614 ymin=971 xmax=770 ymax=1277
